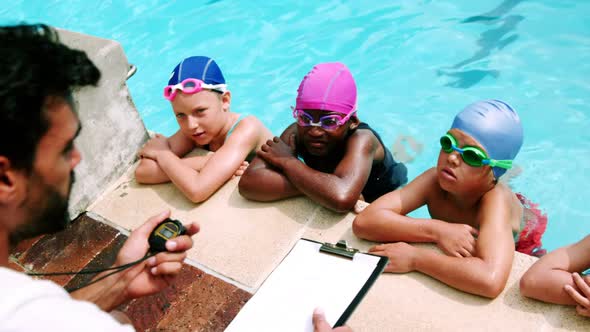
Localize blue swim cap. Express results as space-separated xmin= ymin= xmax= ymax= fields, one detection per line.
xmin=451 ymin=100 xmax=523 ymax=179
xmin=168 ymin=56 xmax=225 ymax=86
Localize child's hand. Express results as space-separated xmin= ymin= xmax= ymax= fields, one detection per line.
xmin=257 ymin=135 xmax=297 ymax=169
xmin=435 ymin=222 xmax=478 ymax=257
xmin=139 ymin=134 xmax=171 ymax=160
xmin=564 ymin=272 xmax=590 ymax=317
xmin=369 ymin=242 xmax=416 ymax=273
xmin=232 ymin=161 xmax=249 ymax=178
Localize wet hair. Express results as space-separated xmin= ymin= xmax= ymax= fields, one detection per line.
xmin=0 ymin=24 xmax=100 ymax=172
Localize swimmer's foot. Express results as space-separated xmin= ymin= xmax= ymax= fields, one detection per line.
xmin=499 ymin=164 xmax=522 ymax=187
xmin=405 ymin=135 xmax=423 ymax=154
xmin=392 ymin=135 xmax=423 ymax=164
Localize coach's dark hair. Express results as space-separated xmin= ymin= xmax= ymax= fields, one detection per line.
xmin=0 ymin=24 xmax=100 ymax=172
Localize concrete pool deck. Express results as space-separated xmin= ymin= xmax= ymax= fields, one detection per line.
xmin=88 ymin=163 xmax=588 ymax=331
xmin=8 ymin=28 xmax=588 ymax=331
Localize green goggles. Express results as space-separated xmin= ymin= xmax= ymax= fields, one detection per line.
xmin=439 ymin=133 xmax=513 ymax=169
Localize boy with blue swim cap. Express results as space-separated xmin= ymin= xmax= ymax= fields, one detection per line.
xmin=450 ymin=100 xmax=523 ymax=179
xmin=354 ymin=100 xmax=547 ymax=298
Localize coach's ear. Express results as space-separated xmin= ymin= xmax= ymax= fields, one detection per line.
xmin=0 ymin=157 xmax=21 ymax=204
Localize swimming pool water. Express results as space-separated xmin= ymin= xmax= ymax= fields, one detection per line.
xmin=3 ymin=0 xmax=589 ymax=252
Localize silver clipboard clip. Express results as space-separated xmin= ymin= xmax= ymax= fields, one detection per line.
xmin=319 ymin=240 xmax=359 ymax=259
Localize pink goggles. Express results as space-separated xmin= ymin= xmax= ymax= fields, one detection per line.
xmin=291 ymin=107 xmax=356 ymax=130
xmin=163 ymin=78 xmax=227 ymax=101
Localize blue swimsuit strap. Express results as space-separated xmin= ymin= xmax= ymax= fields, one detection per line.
xmin=226 ymin=114 xmax=244 ymax=138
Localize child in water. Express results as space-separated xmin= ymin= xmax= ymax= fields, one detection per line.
xmin=520 ymin=235 xmax=590 ymax=317
xmin=238 ymin=62 xmax=407 ymax=212
xmin=135 ymin=56 xmax=273 ymax=202
xmin=354 ymin=100 xmax=547 ymax=298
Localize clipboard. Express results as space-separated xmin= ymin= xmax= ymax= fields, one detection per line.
xmin=225 ymin=238 xmax=388 ymax=332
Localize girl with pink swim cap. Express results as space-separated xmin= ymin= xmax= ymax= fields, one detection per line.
xmin=239 ymin=62 xmax=407 ymax=212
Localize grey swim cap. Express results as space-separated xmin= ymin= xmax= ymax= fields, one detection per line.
xmin=451 ymin=100 xmax=523 ymax=178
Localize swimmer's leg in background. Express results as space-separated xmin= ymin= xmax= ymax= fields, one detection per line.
xmin=499 ymin=164 xmax=522 ymax=187
xmin=392 ymin=134 xmax=423 ymax=164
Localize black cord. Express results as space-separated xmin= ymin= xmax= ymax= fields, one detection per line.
xmin=65 ymin=265 xmax=127 ymax=293
xmin=65 ymin=253 xmax=156 ymax=293
xmin=26 ymin=253 xmax=157 ymax=293
xmin=65 ymin=266 xmax=127 ymax=293
xmin=26 ymin=254 xmax=155 ymax=276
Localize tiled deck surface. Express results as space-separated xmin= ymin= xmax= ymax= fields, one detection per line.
xmin=10 ymin=163 xmax=590 ymax=331
xmin=9 ymin=214 xmax=251 ymax=332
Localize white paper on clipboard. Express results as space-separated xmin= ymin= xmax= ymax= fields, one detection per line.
xmin=225 ymin=238 xmax=386 ymax=332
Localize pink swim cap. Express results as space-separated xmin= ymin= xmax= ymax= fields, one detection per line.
xmin=295 ymin=62 xmax=357 ymax=115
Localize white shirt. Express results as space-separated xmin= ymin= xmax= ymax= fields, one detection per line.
xmin=0 ymin=267 xmax=134 ymax=331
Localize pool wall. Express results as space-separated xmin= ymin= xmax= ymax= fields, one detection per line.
xmin=57 ymin=29 xmax=149 ymax=219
